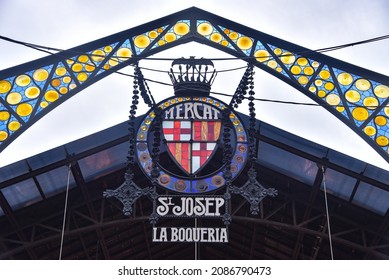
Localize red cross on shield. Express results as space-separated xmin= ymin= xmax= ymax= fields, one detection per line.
xmin=162 ymin=120 xmax=221 ymax=174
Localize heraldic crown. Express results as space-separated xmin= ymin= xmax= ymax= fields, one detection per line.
xmin=168 ymin=57 xmax=216 ymax=97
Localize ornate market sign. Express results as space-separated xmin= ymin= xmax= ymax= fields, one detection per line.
xmin=104 ymin=58 xmax=277 ymax=243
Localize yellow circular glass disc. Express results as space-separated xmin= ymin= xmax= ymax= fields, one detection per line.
xmin=16 ymin=103 xmax=33 ymax=117
xmin=72 ymin=63 xmax=83 ymax=72
xmin=117 ymin=48 xmax=132 ymax=61
xmin=40 ymin=101 xmax=48 ymax=108
xmin=298 ymin=76 xmax=309 ymax=85
xmin=229 ymin=32 xmax=239 ymax=40
xmin=237 ymin=36 xmax=253 ymax=50
xmin=25 ymin=86 xmax=40 ymax=99
xmin=158 ymin=40 xmax=165 ymax=46
xmin=336 ymin=106 xmax=345 ymax=112
xmin=290 ymin=65 xmax=301 ymax=75
xmin=174 ymin=22 xmax=189 ymax=36
xmin=318 ymin=90 xmax=326 ymax=98
xmin=352 ymin=107 xmax=369 ymax=121
xmin=267 ymin=60 xmax=277 ymax=69
xmin=363 ymin=96 xmax=379 ymax=109
xmin=134 ymin=34 xmax=150 ymax=49
xmin=109 ymin=58 xmax=119 ymax=67
xmin=63 ymin=76 xmax=71 ymax=84
xmin=0 ymin=80 xmax=11 ymax=94
xmin=297 ymin=57 xmax=308 ymax=66
xmin=78 ymin=55 xmax=89 ymax=63
xmin=355 ymin=79 xmax=371 ymax=91
xmin=104 ymin=46 xmax=113 ymax=53
xmin=345 ymin=90 xmax=360 ymax=103
xmin=59 ymin=87 xmax=68 ymax=94
xmin=15 ymin=75 xmax=31 ymax=87
xmin=309 ymin=86 xmax=316 ymax=93
xmin=337 ymin=72 xmax=353 ymax=86
xmin=8 ymin=121 xmax=20 ymax=131
xmin=274 ymin=48 xmax=282 ymax=55
xmin=376 ymin=136 xmax=389 ymax=147
xmin=210 ymin=33 xmax=222 ymax=43
xmin=324 ymin=82 xmax=335 ymax=91
xmin=221 ymin=40 xmax=228 ymax=46
xmin=33 ymin=69 xmax=49 ymax=82
xmin=280 ymin=52 xmax=296 ymax=65
xmin=0 ymin=131 xmax=8 ymax=141
xmin=164 ymin=32 xmax=176 ymax=42
xmin=85 ymin=64 xmax=95 ymax=72
xmin=374 ymin=84 xmax=389 ymax=98
xmin=319 ymin=70 xmax=331 ymax=80
xmin=374 ymin=116 xmax=387 ymax=126
xmin=315 ymin=80 xmax=323 ymax=86
xmin=91 ymin=49 xmax=105 ymax=62
xmin=326 ymin=94 xmax=340 ymax=105
xmin=254 ymin=50 xmax=270 ymax=62
xmin=55 ymin=67 xmax=67 ymax=77
xmin=303 ymin=67 xmax=314 ymax=76
xmin=45 ymin=90 xmax=59 ymax=102
xmin=364 ymin=126 xmax=376 ymax=136
xmin=0 ymin=111 xmax=10 ymax=121
xmin=7 ymin=92 xmax=22 ymax=105
xmin=148 ymin=31 xmax=158 ymax=39
xmin=312 ymin=61 xmax=320 ymax=68
xmin=197 ymin=22 xmax=213 ymax=36
xmin=51 ymin=79 xmax=61 ymax=87
xmin=77 ymin=73 xmax=88 ymax=82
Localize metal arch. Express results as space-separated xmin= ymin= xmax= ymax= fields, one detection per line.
xmin=1 ymin=7 xmax=389 ymax=163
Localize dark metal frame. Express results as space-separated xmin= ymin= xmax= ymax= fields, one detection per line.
xmin=0 ymin=7 xmax=389 ymax=163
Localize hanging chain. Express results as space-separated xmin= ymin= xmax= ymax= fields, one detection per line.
xmin=134 ymin=65 xmax=155 ymax=108
xmin=230 ymin=64 xmax=253 ymax=109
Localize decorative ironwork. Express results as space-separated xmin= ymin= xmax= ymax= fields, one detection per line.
xmin=0 ymin=8 xmax=389 ymax=163
xmin=168 ymin=57 xmax=216 ymax=96
xmin=103 ymin=65 xmax=152 ymax=215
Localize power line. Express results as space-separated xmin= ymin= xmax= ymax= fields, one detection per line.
xmin=1 ymin=33 xmax=389 ymax=62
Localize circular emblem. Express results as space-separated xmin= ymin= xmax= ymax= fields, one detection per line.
xmin=136 ymin=96 xmax=248 ymax=193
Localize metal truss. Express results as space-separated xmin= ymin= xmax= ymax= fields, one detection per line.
xmin=0 ymin=125 xmax=388 ymax=260
xmin=0 ymin=7 xmax=389 ymax=163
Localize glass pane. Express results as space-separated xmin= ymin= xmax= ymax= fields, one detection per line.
xmin=0 ymin=161 xmax=30 ymax=182
xmin=258 ymin=141 xmax=318 ymax=185
xmin=0 ymin=206 xmax=4 ymax=216
xmin=353 ymin=183 xmax=389 ymax=215
xmin=327 ymin=149 xmax=366 ymax=173
xmin=27 ymin=146 xmax=66 ymax=170
xmin=363 ymin=165 xmax=389 ymax=185
xmin=78 ymin=142 xmax=128 ymax=181
xmin=37 ymin=166 xmax=76 ymax=198
xmin=1 ymin=179 xmax=42 ymax=210
xmin=321 ymin=168 xmax=356 ymax=200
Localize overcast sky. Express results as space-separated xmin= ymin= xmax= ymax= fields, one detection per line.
xmin=1 ymin=0 xmax=389 ymax=170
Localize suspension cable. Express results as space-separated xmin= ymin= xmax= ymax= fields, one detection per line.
xmin=322 ymin=166 xmax=334 ymax=260
xmin=59 ymin=163 xmax=72 ymax=260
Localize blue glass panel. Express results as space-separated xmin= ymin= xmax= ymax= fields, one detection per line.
xmin=353 ymin=182 xmax=389 ymax=215
xmin=327 ymin=149 xmax=366 ymax=173
xmin=258 ymin=141 xmax=318 ymax=185
xmin=0 ymin=161 xmax=30 ymax=183
xmin=363 ymin=165 xmax=389 ymax=185
xmin=321 ymin=168 xmax=356 ymax=200
xmin=37 ymin=166 xmax=76 ymax=198
xmin=78 ymin=142 xmax=128 ymax=181
xmin=27 ymin=146 xmax=67 ymax=170
xmin=1 ymin=179 xmax=42 ymax=210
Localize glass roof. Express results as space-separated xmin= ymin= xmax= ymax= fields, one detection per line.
xmin=0 ymin=116 xmax=387 ymax=217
